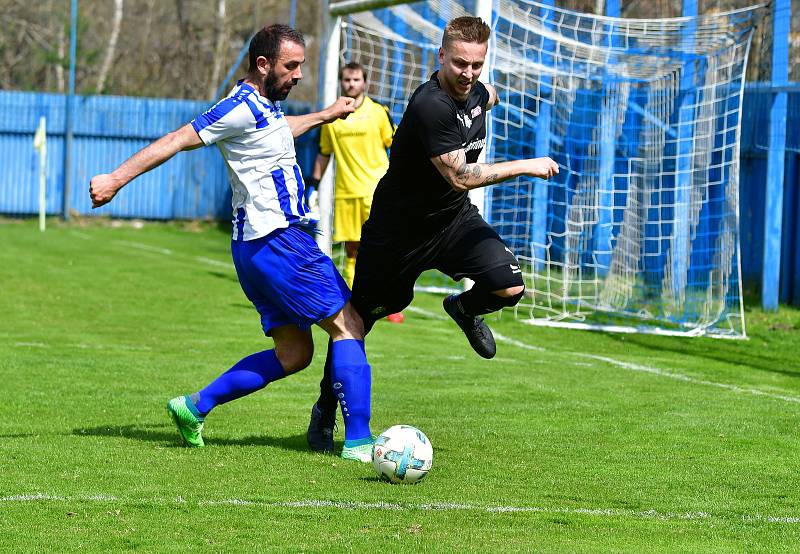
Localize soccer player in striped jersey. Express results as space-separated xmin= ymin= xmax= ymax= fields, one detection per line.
xmin=89 ymin=24 xmax=375 ymax=463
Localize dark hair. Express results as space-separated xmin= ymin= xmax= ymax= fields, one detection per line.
xmin=339 ymin=61 xmax=367 ymax=82
xmin=442 ymin=16 xmax=490 ymax=50
xmin=248 ymin=24 xmax=305 ymax=72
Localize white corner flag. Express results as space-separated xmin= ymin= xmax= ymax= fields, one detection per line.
xmin=33 ymin=116 xmax=47 ymax=232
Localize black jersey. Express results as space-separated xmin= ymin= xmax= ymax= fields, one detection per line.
xmin=365 ymin=72 xmax=490 ymax=239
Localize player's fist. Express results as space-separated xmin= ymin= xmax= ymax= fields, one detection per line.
xmin=324 ymin=96 xmax=356 ymax=122
xmin=527 ymin=157 xmax=559 ymax=179
xmin=89 ymin=173 xmax=121 ymax=208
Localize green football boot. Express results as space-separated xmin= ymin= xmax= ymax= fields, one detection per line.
xmin=166 ymin=395 xmax=205 ymax=447
xmin=341 ymin=437 xmax=375 ymax=463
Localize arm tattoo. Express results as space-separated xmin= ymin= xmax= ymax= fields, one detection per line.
xmin=437 ymin=150 xmax=499 ymax=189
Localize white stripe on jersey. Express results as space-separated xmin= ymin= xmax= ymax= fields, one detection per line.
xmin=192 ymin=81 xmax=312 ymax=241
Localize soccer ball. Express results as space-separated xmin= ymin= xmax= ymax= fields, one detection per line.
xmin=372 ymin=425 xmax=433 ymax=484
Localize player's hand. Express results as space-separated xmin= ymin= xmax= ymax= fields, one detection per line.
xmin=527 ymin=157 xmax=559 ymax=179
xmin=89 ymin=173 xmax=121 ymax=208
xmin=308 ymin=188 xmax=319 ymax=211
xmin=324 ymin=96 xmax=356 ymax=122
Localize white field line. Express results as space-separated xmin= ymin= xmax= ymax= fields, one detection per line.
xmin=106 ymin=237 xmax=234 ymax=271
xmin=404 ymin=306 xmax=448 ymax=321
xmin=581 ymin=354 xmax=800 ymax=405
xmin=113 ymin=240 xmax=172 ymax=255
xmin=406 ymin=306 xmax=558 ymax=353
xmin=1 ymin=493 xmax=797 ymax=525
xmin=12 ymin=341 xmax=151 ymax=351
xmin=405 ymin=307 xmax=800 ymax=405
xmin=195 ymin=255 xmax=234 ymax=269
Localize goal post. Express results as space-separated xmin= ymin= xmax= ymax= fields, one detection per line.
xmin=323 ymin=0 xmax=762 ymax=337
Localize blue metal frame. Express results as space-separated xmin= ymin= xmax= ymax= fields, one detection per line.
xmin=762 ymin=0 xmax=790 ymax=310
xmin=593 ymin=0 xmax=621 ymax=276
xmin=532 ymin=0 xmax=555 ymax=269
xmin=62 ymin=0 xmax=78 ymax=220
xmin=670 ymin=0 xmax=698 ymax=306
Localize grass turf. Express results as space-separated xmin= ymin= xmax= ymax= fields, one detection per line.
xmin=1 ymin=218 xmax=799 ymax=552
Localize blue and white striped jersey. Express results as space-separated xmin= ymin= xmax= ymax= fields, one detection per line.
xmin=192 ymin=81 xmax=312 ymax=241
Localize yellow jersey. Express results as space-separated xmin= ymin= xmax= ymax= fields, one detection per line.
xmin=319 ymin=96 xmax=394 ymax=199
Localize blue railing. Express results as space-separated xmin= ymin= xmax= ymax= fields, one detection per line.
xmin=0 ymin=90 xmax=318 ymax=220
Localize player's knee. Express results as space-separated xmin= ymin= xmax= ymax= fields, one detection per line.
xmin=320 ymin=302 xmax=365 ymax=341
xmin=489 ymin=285 xmax=525 ymax=309
xmin=275 ymin=342 xmax=314 ymax=374
xmin=494 ymin=284 xmax=525 ymax=298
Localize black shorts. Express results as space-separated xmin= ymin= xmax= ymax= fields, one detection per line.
xmin=351 ymin=204 xmax=521 ymax=324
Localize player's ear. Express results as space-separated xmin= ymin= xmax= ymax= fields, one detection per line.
xmin=257 ymin=55 xmax=270 ymax=75
xmin=438 ymin=47 xmax=445 ymax=65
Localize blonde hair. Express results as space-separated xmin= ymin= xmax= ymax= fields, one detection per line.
xmin=442 ymin=16 xmax=490 ymax=50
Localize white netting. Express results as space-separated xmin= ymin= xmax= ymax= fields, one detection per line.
xmin=488 ymin=1 xmax=762 ymax=336
xmin=335 ymin=0 xmax=762 ymax=336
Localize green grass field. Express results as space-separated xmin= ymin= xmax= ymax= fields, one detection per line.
xmin=2 ymin=218 xmax=799 ymax=552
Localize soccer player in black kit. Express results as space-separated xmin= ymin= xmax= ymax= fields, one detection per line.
xmin=307 ymin=16 xmax=559 ymax=452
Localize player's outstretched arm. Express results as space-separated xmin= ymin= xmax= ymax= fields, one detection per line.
xmin=89 ymin=124 xmax=203 ymax=208
xmin=286 ymin=97 xmax=355 ymax=138
xmin=431 ymin=148 xmax=559 ymax=192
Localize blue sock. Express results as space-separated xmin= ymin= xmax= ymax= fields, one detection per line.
xmin=193 ymin=349 xmax=286 ymax=416
xmin=331 ymin=339 xmax=372 ymax=445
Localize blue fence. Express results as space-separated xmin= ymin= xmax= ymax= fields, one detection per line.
xmin=0 ymin=88 xmax=798 ymax=305
xmin=739 ymin=87 xmax=800 ymax=306
xmin=0 ymin=90 xmax=318 ymax=220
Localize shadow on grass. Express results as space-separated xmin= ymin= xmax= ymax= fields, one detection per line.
xmin=358 ymin=476 xmax=385 ymax=483
xmin=206 ymin=270 xmax=238 ymax=283
xmin=71 ymin=424 xmax=311 ymax=453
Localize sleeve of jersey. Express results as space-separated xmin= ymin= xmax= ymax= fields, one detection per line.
xmin=415 ymin=97 xmax=463 ymax=159
xmin=380 ymin=106 xmax=395 ymax=148
xmin=191 ymin=97 xmax=252 ymax=145
xmin=319 ymin=124 xmax=333 ymax=156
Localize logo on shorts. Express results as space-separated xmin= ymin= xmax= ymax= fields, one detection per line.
xmin=370 ymin=306 xmax=388 ymax=316
xmin=510 ymin=264 xmax=522 ymax=274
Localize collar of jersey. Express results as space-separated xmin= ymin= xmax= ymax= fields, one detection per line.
xmin=234 ymin=79 xmax=279 ymax=110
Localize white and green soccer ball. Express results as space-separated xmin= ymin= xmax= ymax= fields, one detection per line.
xmin=372 ymin=425 xmax=433 ymax=484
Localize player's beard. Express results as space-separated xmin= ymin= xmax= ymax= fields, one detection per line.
xmin=264 ymin=69 xmax=295 ymax=101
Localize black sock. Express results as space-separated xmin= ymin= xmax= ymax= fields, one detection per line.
xmin=316 ymin=338 xmax=338 ymax=412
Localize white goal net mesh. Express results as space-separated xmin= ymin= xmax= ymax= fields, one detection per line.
xmin=336 ymin=0 xmax=762 ymax=336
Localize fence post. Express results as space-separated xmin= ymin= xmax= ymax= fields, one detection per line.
xmin=62 ymin=0 xmax=78 ymax=221
xmin=762 ymin=0 xmax=789 ymax=310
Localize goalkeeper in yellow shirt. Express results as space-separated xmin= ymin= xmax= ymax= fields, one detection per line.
xmin=309 ymin=62 xmax=403 ymax=323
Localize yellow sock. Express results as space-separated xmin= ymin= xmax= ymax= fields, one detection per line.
xmin=343 ymin=256 xmax=356 ymax=289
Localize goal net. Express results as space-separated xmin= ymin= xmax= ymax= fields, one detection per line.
xmin=327 ymin=0 xmax=762 ymax=337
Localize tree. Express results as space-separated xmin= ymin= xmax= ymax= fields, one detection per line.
xmin=95 ymin=0 xmax=124 ymax=93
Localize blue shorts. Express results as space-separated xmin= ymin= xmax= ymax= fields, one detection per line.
xmin=231 ymin=226 xmax=350 ymax=335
